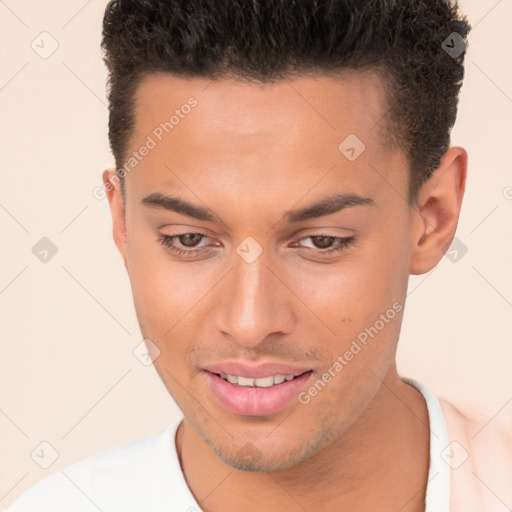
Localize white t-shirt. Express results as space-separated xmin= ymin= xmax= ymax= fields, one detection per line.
xmin=5 ymin=378 xmax=450 ymax=512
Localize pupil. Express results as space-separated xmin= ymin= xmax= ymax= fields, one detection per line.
xmin=180 ymin=233 xmax=202 ymax=247
xmin=312 ymin=236 xmax=333 ymax=249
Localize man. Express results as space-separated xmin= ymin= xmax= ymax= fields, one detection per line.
xmin=7 ymin=0 xmax=512 ymax=511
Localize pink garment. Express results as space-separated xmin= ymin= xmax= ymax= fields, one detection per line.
xmin=440 ymin=397 xmax=512 ymax=511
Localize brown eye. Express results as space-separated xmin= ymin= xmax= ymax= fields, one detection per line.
xmin=309 ymin=236 xmax=335 ymax=249
xmin=296 ymin=235 xmax=356 ymax=255
xmin=177 ymin=233 xmax=204 ymax=247
xmin=157 ymin=232 xmax=212 ymax=258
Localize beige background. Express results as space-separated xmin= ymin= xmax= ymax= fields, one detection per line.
xmin=1 ymin=0 xmax=511 ymax=507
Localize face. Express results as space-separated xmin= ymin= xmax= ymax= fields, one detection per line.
xmin=110 ymin=71 xmax=420 ymax=471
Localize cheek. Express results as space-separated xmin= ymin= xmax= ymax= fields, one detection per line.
xmin=126 ymin=246 xmax=209 ymax=393
xmin=129 ymin=258 xmax=211 ymax=338
xmin=293 ymin=241 xmax=408 ymax=331
xmin=288 ymin=226 xmax=410 ymax=377
xmin=126 ymin=230 xmax=186 ymax=337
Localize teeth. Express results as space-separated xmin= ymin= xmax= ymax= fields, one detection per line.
xmin=218 ymin=373 xmax=301 ymax=387
xmin=237 ymin=376 xmax=255 ymax=387
xmin=254 ymin=376 xmax=274 ymax=387
xmin=226 ymin=374 xmax=238 ymax=384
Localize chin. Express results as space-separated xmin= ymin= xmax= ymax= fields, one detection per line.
xmin=201 ymin=427 xmax=326 ymax=473
xmin=214 ymin=445 xmax=307 ymax=472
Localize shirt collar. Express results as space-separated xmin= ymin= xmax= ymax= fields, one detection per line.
xmin=402 ymin=377 xmax=450 ymax=512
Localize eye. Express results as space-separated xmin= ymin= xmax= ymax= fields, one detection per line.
xmin=293 ymin=234 xmax=356 ymax=254
xmin=157 ymin=232 xmax=213 ymax=258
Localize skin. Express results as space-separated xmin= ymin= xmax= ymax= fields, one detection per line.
xmin=103 ymin=71 xmax=467 ymax=511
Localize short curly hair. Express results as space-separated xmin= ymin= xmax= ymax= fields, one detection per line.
xmin=101 ymin=0 xmax=471 ymax=204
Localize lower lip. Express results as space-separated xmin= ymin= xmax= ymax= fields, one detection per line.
xmin=203 ymin=370 xmax=313 ymax=416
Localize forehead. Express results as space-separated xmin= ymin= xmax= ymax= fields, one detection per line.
xmin=125 ymin=71 xmax=406 ymax=218
xmin=134 ymin=70 xmax=390 ymax=147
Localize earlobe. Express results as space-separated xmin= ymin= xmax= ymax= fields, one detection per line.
xmin=102 ymin=169 xmax=129 ymax=273
xmin=409 ymin=146 xmax=468 ymax=275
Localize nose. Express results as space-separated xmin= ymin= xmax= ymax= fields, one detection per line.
xmin=213 ymin=249 xmax=295 ymax=348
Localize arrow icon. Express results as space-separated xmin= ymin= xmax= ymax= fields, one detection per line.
xmin=134 ymin=339 xmax=161 ymax=366
xmin=442 ymin=32 xmax=465 ymax=59
xmin=338 ymin=134 xmax=365 ymax=161
xmin=31 ymin=441 xmax=59 ymax=468
xmin=31 ymin=31 xmax=59 ymax=60
xmin=32 ymin=237 xmax=58 ymax=262
xmin=236 ymin=236 xmax=263 ymax=263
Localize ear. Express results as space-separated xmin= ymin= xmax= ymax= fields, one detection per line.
xmin=409 ymin=146 xmax=468 ymax=275
xmin=102 ymin=169 xmax=129 ymax=274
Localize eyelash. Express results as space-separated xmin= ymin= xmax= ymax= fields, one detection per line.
xmin=156 ymin=232 xmax=356 ymax=258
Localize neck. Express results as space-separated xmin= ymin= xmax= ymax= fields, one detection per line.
xmin=176 ymin=369 xmax=430 ymax=512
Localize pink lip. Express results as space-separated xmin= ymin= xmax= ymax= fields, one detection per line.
xmin=203 ymin=361 xmax=312 ymax=379
xmin=203 ymin=369 xmax=313 ymax=417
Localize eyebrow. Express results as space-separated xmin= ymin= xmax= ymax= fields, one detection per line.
xmin=141 ymin=192 xmax=375 ymax=224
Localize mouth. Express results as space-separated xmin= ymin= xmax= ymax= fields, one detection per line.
xmin=202 ymin=369 xmax=314 ymax=416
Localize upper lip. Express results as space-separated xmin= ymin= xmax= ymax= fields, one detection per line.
xmin=203 ymin=361 xmax=313 ymax=379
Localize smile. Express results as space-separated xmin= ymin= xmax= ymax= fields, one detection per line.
xmin=204 ymin=370 xmax=314 ymax=416
xmin=217 ymin=372 xmax=308 ymax=388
